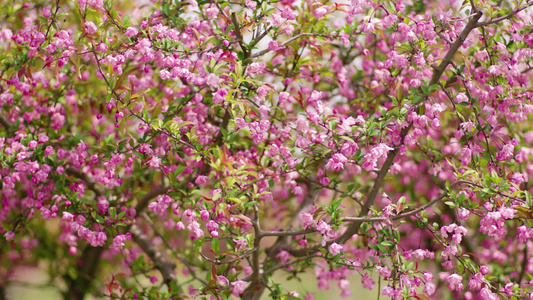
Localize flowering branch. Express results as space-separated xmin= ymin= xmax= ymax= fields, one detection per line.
xmin=476 ymin=1 xmax=533 ymax=27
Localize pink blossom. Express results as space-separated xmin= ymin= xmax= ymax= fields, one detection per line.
xmin=148 ymin=156 xmax=161 ymax=168
xmin=268 ymin=41 xmax=281 ymax=51
xmin=276 ymin=249 xmax=291 ymax=264
xmin=313 ymin=6 xmax=328 ymax=19
xmin=5 ymin=231 xmax=15 ymax=241
xmin=231 ymin=280 xmax=248 ymax=297
xmin=124 ymin=26 xmax=138 ymax=37
xmin=175 ymin=221 xmax=185 ymax=231
xmin=85 ymin=21 xmax=97 ymax=35
xmin=248 ymin=62 xmax=265 ymax=74
xmin=377 ymin=266 xmax=391 ymax=278
xmin=300 ymin=212 xmax=315 ymax=228
xmin=233 ymin=238 xmax=248 ymax=252
xmin=456 ymin=93 xmax=468 ymax=103
xmin=187 ymin=221 xmax=204 ymax=240
xmin=361 ymin=273 xmax=375 ymax=290
xmin=316 ymin=221 xmax=331 ymax=235
xmin=479 ymin=287 xmax=497 ymax=300
xmin=213 ymin=88 xmax=228 ymax=104
xmin=329 ymin=243 xmax=342 ymax=255
xmin=245 ymin=0 xmax=256 ymax=10
xmin=448 ymin=273 xmax=463 ymax=287
xmin=43 ymin=6 xmax=52 ymax=18
xmin=195 ymin=175 xmax=209 ymax=185
xmin=424 ymin=282 xmax=436 ymax=295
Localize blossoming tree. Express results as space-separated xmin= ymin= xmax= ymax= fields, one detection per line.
xmin=1 ymin=0 xmax=533 ymax=299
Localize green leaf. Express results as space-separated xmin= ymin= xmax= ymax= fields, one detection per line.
xmin=153 ymin=101 xmax=163 ymax=118
xmin=268 ymin=179 xmax=275 ymax=188
xmin=212 ymin=238 xmax=219 ymax=254
xmin=109 ymin=207 xmax=117 ymax=219
xmin=194 ymin=238 xmax=205 ymax=250
xmin=117 ymin=210 xmax=126 ymax=220
xmin=95 ymin=215 xmax=104 ymax=224
xmin=244 ymin=201 xmax=257 ymax=208
xmin=428 ymin=84 xmax=439 ymax=92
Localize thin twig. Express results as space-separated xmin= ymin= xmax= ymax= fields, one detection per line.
xmin=251 ymin=33 xmax=332 ymax=58
xmin=476 ymin=1 xmax=533 ymax=27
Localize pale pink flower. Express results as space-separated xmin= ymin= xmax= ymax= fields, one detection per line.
xmin=231 ymin=280 xmax=248 ymax=297
xmin=85 ymin=21 xmax=97 ymax=34
xmin=313 ymin=6 xmax=328 ymax=19
xmin=329 ymin=242 xmax=342 ymax=255
xmin=124 ymin=26 xmax=138 ymax=37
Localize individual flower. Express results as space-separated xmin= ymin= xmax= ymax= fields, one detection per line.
xmin=231 ymin=280 xmax=248 ymax=297
xmin=85 ymin=21 xmax=97 ymax=35
xmin=361 ymin=273 xmax=375 ymax=290
xmin=124 ymin=26 xmax=138 ymax=37
xmin=329 ymin=243 xmax=342 ymax=255
xmin=313 ymin=6 xmax=328 ymax=18
xmin=233 ymin=238 xmax=248 ymax=252
xmin=4 ymin=231 xmax=15 ymax=241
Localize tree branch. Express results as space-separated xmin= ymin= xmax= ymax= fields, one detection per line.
xmin=518 ymin=243 xmax=529 ymax=284
xmin=266 ymin=181 xmax=320 ymax=258
xmin=260 ymin=228 xmax=315 ymax=237
xmin=134 ymin=186 xmax=171 ymax=214
xmin=66 ymin=168 xmax=104 ymax=197
xmin=65 ymin=169 xmax=176 ymax=299
xmin=476 ymin=1 xmax=533 ymax=27
xmin=411 ymin=10 xmax=483 ymax=111
xmin=432 ymin=10 xmax=483 ymax=84
xmin=251 ymin=33 xmax=331 ymax=58
xmin=0 ymin=116 xmax=12 ymax=132
xmin=231 ymin=12 xmax=248 ymax=58
xmin=142 ymin=213 xmax=207 ymax=286
xmin=130 ymin=224 xmax=182 ymax=299
xmin=334 ymin=126 xmax=410 ymax=245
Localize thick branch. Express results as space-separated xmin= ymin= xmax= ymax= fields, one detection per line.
xmin=130 ymin=224 xmax=182 ymax=299
xmin=66 ymin=168 xmax=104 ymax=197
xmin=431 ymin=11 xmax=482 ymax=86
xmin=65 ymin=169 xmax=175 ymax=298
xmin=64 ymin=246 xmax=105 ymax=300
xmin=0 ymin=283 xmax=6 ymax=300
xmin=242 ymin=204 xmax=263 ymax=300
xmin=0 ymin=116 xmax=12 ymax=132
xmin=134 ymin=186 xmax=171 ymax=214
xmin=518 ymin=243 xmax=529 ymax=284
xmin=231 ymin=12 xmax=248 ymax=57
xmin=335 ymin=126 xmax=411 ymax=245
